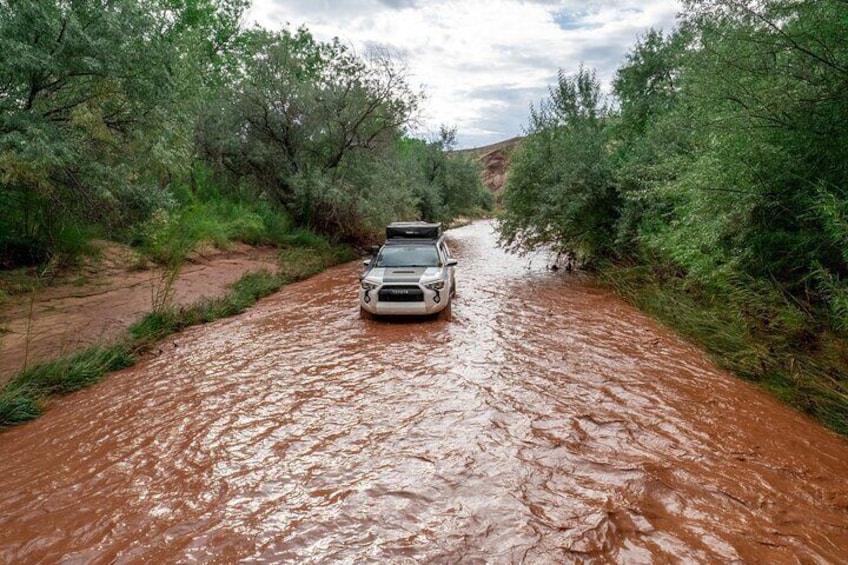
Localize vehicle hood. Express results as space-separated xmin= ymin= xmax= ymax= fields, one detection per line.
xmin=365 ymin=267 xmax=441 ymax=284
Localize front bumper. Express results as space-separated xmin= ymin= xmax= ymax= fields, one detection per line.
xmin=359 ymin=286 xmax=449 ymax=316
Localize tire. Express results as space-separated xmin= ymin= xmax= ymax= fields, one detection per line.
xmin=439 ymin=300 xmax=453 ymax=321
xmin=360 ymin=307 xmax=373 ymax=320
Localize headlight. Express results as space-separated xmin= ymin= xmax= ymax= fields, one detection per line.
xmin=423 ymin=280 xmax=445 ymax=291
xmin=361 ymin=280 xmax=379 ymax=291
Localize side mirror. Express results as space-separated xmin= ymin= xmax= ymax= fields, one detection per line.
xmin=446 ymin=258 xmax=458 ymax=267
xmin=362 ymin=259 xmax=371 ymax=266
xmin=370 ymin=245 xmax=380 ymax=256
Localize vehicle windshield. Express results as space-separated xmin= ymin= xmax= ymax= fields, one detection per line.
xmin=376 ymin=245 xmax=440 ymax=268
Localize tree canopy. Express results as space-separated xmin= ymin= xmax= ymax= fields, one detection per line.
xmin=502 ymin=0 xmax=848 ymax=298
xmin=499 ymin=0 xmax=848 ymax=430
xmin=0 ymin=1 xmax=491 ymax=266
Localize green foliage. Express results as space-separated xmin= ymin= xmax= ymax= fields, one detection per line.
xmin=129 ymin=310 xmax=181 ymax=343
xmin=24 ymin=345 xmax=136 ymax=395
xmin=679 ymin=1 xmax=847 ymax=286
xmin=501 ymin=1 xmax=848 ymax=433
xmin=195 ymin=29 xmax=487 ymax=243
xmin=277 ymin=234 xmax=356 ymax=281
xmin=0 ymin=384 xmax=41 ymax=427
xmin=1 ymin=2 xmax=479 ymax=268
xmin=128 ymin=165 xmax=301 ymax=263
xmin=500 ymin=66 xmax=617 ymax=263
xmin=390 ymin=135 xmax=492 ymax=226
xmin=196 ymin=27 xmax=420 ymax=240
xmin=0 ymin=344 xmax=135 ymax=428
xmin=0 ymin=0 xmax=249 ymax=266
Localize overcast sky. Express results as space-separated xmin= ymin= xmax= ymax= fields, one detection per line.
xmin=247 ymin=0 xmax=682 ymax=149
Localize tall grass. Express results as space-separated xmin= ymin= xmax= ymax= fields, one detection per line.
xmin=0 ymin=344 xmax=136 ymax=426
xmin=600 ymin=262 xmax=848 ymax=436
xmin=128 ymin=183 xmax=303 ymax=312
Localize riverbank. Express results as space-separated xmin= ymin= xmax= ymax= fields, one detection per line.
xmin=0 ymin=240 xmax=354 ymax=428
xmin=599 ymin=263 xmax=848 ymax=437
xmin=0 ymin=242 xmax=280 ymax=384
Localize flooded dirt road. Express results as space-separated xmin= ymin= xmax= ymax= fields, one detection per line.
xmin=1 ymin=222 xmax=847 ymax=563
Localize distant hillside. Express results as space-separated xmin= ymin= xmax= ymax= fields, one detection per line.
xmin=454 ymin=137 xmax=522 ymax=199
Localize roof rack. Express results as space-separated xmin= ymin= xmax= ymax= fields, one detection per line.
xmin=386 ymin=222 xmax=442 ymax=240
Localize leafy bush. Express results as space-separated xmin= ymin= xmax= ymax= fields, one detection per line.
xmin=500 ymin=66 xmax=617 ymax=263
xmin=500 ymin=1 xmax=848 ymax=434
xmin=0 ymin=0 xmax=248 ymax=266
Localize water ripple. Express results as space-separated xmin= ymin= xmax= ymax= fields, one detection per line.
xmin=1 ymin=221 xmax=847 ymax=563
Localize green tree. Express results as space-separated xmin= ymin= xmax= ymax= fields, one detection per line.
xmin=196 ymin=28 xmax=421 ymax=239
xmin=499 ymin=65 xmax=616 ymax=263
xmin=0 ymin=0 xmax=248 ymax=265
xmin=611 ymin=29 xmax=686 ymax=254
xmin=678 ymin=0 xmax=848 ymax=292
xmin=407 ymin=127 xmax=491 ymax=222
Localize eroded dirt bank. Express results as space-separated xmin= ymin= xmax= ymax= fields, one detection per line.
xmin=0 ymin=244 xmax=278 ymax=384
xmin=0 ymin=222 xmax=846 ymax=563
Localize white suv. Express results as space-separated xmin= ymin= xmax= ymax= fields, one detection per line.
xmin=359 ymin=222 xmax=457 ymax=319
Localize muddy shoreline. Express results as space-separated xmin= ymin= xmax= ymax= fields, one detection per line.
xmin=0 ymin=243 xmax=278 ymax=385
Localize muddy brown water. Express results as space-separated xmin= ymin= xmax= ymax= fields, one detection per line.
xmin=1 ymin=221 xmax=847 ymax=563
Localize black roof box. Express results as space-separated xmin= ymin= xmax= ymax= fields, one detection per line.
xmin=386 ymin=222 xmax=442 ymax=240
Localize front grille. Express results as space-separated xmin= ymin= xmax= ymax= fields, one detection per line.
xmin=378 ymin=285 xmax=424 ymax=302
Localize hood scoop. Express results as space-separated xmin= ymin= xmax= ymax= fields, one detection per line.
xmin=383 ymin=267 xmax=427 ymax=283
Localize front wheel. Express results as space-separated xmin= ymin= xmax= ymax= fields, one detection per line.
xmin=439 ymin=300 xmax=453 ymax=321
xmin=360 ymin=307 xmax=374 ymax=320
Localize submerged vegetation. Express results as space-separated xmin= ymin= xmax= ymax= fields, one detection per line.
xmin=500 ymin=0 xmax=848 ymax=435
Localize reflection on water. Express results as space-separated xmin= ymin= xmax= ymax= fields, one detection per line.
xmin=1 ymin=222 xmax=847 ymax=563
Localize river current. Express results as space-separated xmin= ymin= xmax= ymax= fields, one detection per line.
xmin=1 ymin=221 xmax=846 ymax=563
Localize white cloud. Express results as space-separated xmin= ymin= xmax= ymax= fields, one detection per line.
xmin=247 ymin=0 xmax=681 ymax=148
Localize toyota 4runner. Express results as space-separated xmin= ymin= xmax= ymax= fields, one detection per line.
xmin=359 ymin=222 xmax=457 ymax=319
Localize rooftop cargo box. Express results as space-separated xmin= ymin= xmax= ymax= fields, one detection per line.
xmin=386 ymin=222 xmax=442 ymax=240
